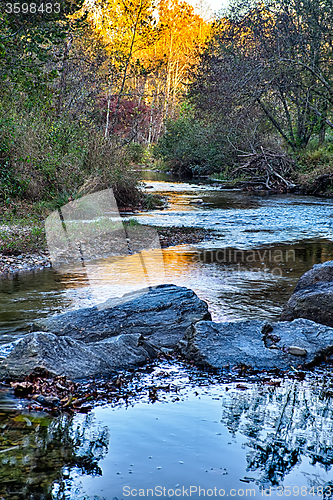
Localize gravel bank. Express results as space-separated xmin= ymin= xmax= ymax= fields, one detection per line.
xmin=0 ymin=225 xmax=214 ymax=277
xmin=0 ymin=252 xmax=51 ymax=276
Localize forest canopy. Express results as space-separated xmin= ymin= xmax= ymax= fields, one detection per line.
xmin=155 ymin=0 xmax=333 ymax=193
xmin=1 ymin=0 xmax=333 ymax=206
xmin=0 ymin=0 xmax=210 ymax=207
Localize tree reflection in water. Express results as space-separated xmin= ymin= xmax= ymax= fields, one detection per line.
xmin=2 ymin=373 xmax=333 ymax=498
xmin=220 ymin=377 xmax=333 ymax=489
xmin=0 ymin=405 xmax=109 ymax=500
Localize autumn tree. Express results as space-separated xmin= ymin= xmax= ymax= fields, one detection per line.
xmin=83 ymin=0 xmax=211 ymax=144
xmin=190 ymin=0 xmax=333 ymax=151
xmin=82 ymin=0 xmax=158 ymax=140
xmin=153 ymin=0 xmax=210 ymax=119
xmin=137 ymin=0 xmax=211 ymax=142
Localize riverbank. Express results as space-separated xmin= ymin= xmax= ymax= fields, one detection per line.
xmin=2 ymin=185 xmax=333 ymax=497
xmin=213 ymin=178 xmax=333 ymax=197
xmin=0 ymin=221 xmax=215 ymax=277
xmin=0 ymin=251 xmax=51 ymax=275
xmin=0 ymin=215 xmax=50 ymax=274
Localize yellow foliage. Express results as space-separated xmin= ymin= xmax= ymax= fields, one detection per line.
xmin=83 ymin=0 xmax=211 ymax=130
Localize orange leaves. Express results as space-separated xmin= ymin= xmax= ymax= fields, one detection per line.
xmin=86 ymin=0 xmax=211 ymax=93
xmin=82 ymin=0 xmax=211 ymax=141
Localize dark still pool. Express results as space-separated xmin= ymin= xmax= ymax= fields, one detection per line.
xmin=1 ymin=363 xmax=333 ymax=500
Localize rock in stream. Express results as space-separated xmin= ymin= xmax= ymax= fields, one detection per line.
xmin=0 ymin=284 xmax=211 ymax=380
xmin=3 ymin=274 xmax=333 ymax=380
xmin=34 ymin=284 xmax=211 ymax=348
xmin=0 ymin=332 xmax=154 ymax=381
xmin=281 ymin=261 xmax=333 ymax=327
xmin=178 ymin=318 xmax=333 ymax=371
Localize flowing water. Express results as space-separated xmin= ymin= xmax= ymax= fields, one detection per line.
xmin=1 ymin=174 xmax=333 ymax=499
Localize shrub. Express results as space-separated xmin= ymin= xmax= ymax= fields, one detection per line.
xmin=0 ymin=99 xmax=144 ymax=209
xmin=153 ymin=116 xmax=228 ymax=176
xmin=81 ymin=133 xmax=143 ymax=207
xmin=0 ymin=101 xmax=89 ymax=201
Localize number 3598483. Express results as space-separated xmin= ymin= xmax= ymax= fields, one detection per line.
xmin=5 ymin=3 xmax=61 ymax=14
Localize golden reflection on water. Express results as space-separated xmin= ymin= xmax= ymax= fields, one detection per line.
xmin=86 ymin=249 xmax=166 ymax=301
xmin=2 ymin=239 xmax=332 ymax=339
xmin=43 ymin=239 xmax=333 ymax=324
xmin=57 ymin=239 xmax=333 ymax=300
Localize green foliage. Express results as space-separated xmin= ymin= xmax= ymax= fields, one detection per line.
xmin=0 ymin=100 xmax=89 ymax=201
xmin=0 ymin=116 xmax=24 ymax=198
xmin=75 ymin=133 xmax=146 ymax=207
xmin=127 ymin=143 xmax=146 ymax=163
xmin=0 ymin=1 xmax=86 ymax=102
xmin=290 ymin=142 xmax=333 ymax=195
xmin=125 ymin=218 xmax=140 ymax=226
xmin=153 ymin=115 xmax=228 ymax=176
xmin=0 ymin=223 xmax=46 ymax=255
xmin=142 ymin=192 xmax=165 ymax=209
xmin=0 ymin=98 xmax=145 ymax=208
xmin=296 ymin=145 xmax=333 ymax=173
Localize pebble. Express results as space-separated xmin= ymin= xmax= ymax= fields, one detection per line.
xmin=189 ymin=198 xmax=204 ymax=204
xmin=0 ymin=252 xmax=51 ymax=276
xmin=32 ymin=395 xmax=61 ymax=407
xmin=288 ymin=346 xmax=307 ymax=356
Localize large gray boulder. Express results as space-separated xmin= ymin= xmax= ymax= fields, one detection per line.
xmin=0 ymin=284 xmax=211 ymax=380
xmin=0 ymin=332 xmax=156 ymax=380
xmin=281 ymin=261 xmax=333 ymax=327
xmin=178 ymin=318 xmax=333 ymax=371
xmin=34 ymin=284 xmax=211 ymax=348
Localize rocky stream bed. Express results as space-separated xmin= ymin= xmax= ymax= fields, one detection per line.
xmin=3 ymin=181 xmax=333 ymax=498
xmin=1 ymin=260 xmax=333 ymax=415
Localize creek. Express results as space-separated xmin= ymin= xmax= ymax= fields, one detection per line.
xmin=1 ymin=173 xmax=333 ymax=499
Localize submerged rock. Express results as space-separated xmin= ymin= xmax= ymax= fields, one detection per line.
xmin=264 ymin=319 xmax=333 ymax=366
xmin=178 ymin=320 xmax=271 ymax=369
xmin=0 ymin=332 xmax=156 ymax=380
xmin=6 ymin=278 xmax=333 ymax=380
xmin=281 ymin=261 xmax=333 ymax=327
xmin=34 ymin=284 xmax=211 ymax=348
xmin=178 ymin=318 xmax=333 ymax=371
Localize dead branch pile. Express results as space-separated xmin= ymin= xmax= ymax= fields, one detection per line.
xmin=232 ymin=148 xmax=297 ymax=192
